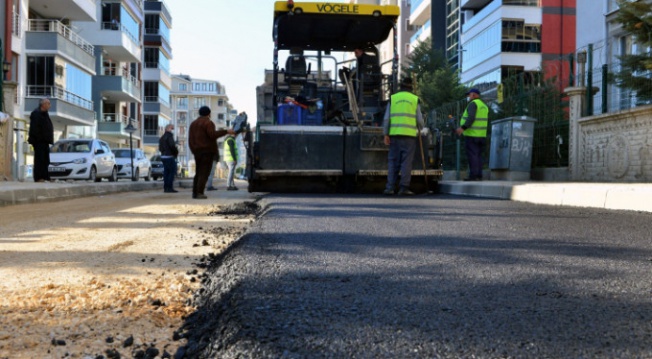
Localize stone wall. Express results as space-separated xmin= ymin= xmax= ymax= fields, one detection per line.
xmin=568 ymin=85 xmax=652 ymax=182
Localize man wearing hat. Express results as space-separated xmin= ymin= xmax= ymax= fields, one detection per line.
xmin=188 ymin=106 xmax=235 ymax=199
xmin=382 ymin=77 xmax=424 ymax=196
xmin=456 ymin=88 xmax=489 ymax=181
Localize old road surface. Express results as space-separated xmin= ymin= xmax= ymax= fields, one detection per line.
xmin=178 ymin=193 xmax=652 ymax=359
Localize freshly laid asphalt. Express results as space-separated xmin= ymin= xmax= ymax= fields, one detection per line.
xmin=2 ymin=177 xmax=652 ymax=213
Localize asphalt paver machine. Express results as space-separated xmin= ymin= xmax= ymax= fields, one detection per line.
xmin=247 ymin=1 xmax=443 ymax=193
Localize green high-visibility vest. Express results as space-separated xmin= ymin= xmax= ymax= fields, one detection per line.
xmin=388 ymin=91 xmax=419 ymax=137
xmin=223 ymin=136 xmax=237 ymax=162
xmin=461 ymin=99 xmax=489 ymax=138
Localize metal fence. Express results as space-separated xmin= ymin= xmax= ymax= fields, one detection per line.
xmin=428 ymin=74 xmax=570 ymax=175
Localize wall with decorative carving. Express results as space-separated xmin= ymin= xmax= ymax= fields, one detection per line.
xmin=572 ymin=105 xmax=652 ymax=182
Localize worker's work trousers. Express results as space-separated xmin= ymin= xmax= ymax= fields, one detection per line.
xmin=226 ymin=161 xmax=236 ymax=188
xmin=385 ymin=135 xmax=417 ymax=191
xmin=465 ymin=136 xmax=486 ymax=180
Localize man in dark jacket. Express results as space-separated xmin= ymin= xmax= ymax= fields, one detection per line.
xmin=188 ymin=106 xmax=234 ymax=199
xmin=28 ymin=98 xmax=54 ymax=182
xmin=159 ymin=124 xmax=178 ymax=193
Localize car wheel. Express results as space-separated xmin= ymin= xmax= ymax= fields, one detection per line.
xmin=108 ymin=167 xmax=117 ymax=182
xmin=133 ymin=168 xmax=140 ymax=182
xmin=145 ymin=169 xmax=151 ymax=181
xmin=89 ymin=166 xmax=98 ymax=182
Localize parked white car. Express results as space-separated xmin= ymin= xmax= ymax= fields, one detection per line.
xmin=112 ymin=148 xmax=152 ymax=181
xmin=49 ymin=139 xmax=117 ymax=182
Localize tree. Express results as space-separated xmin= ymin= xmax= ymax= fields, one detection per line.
xmin=613 ymin=0 xmax=652 ymax=103
xmin=402 ymin=39 xmax=467 ymax=113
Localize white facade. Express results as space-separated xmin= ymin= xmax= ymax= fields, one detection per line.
xmin=576 ymin=0 xmax=651 ymax=114
xmin=170 ymin=74 xmax=232 ymax=172
xmin=460 ymin=0 xmax=542 ymax=92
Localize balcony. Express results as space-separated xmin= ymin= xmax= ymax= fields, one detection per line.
xmin=96 ymin=67 xmax=141 ymax=102
xmin=93 ymin=22 xmax=141 ymax=63
xmin=98 ymin=114 xmax=142 ymax=141
xmin=145 ymin=0 xmax=172 ymax=23
xmin=29 ymin=0 xmax=96 ymax=22
xmin=409 ymin=0 xmax=430 ymax=27
xmin=26 ymin=20 xmax=95 ymax=72
xmin=143 ymin=96 xmax=171 ymax=118
xmin=25 ymin=86 xmax=95 ymax=127
xmin=143 ymin=28 xmax=172 ymax=59
xmin=461 ymin=0 xmax=493 ymax=11
xmin=410 ymin=19 xmax=431 ymax=45
xmin=143 ymin=63 xmax=171 ymax=86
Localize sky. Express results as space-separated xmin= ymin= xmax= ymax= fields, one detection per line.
xmin=166 ymin=0 xmax=350 ymax=124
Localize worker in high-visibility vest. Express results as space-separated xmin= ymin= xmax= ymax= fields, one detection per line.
xmin=456 ymin=88 xmax=489 ymax=181
xmin=382 ymin=77 xmax=425 ymax=196
xmin=224 ymin=129 xmax=239 ymax=191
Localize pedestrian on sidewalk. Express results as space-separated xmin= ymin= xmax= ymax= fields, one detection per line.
xmin=206 ymin=152 xmax=219 ymax=191
xmin=159 ymin=124 xmax=179 ymax=193
xmin=28 ymin=98 xmax=54 ymax=183
xmin=188 ymin=106 xmax=234 ymax=199
xmin=455 ymin=88 xmax=488 ymax=181
xmin=382 ymin=77 xmax=424 ymax=196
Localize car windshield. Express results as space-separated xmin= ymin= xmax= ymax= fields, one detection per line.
xmin=114 ymin=149 xmax=133 ymax=158
xmin=51 ymin=141 xmax=91 ymax=153
xmin=150 ymin=155 xmax=161 ymax=162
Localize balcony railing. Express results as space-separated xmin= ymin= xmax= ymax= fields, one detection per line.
xmin=28 ymin=19 xmax=94 ymax=56
xmin=101 ymin=22 xmax=139 ymax=44
xmin=12 ymin=8 xmax=21 ymax=37
xmin=101 ymin=113 xmax=137 ymax=128
xmin=26 ymin=86 xmax=93 ymax=111
xmin=144 ymin=95 xmax=170 ymax=106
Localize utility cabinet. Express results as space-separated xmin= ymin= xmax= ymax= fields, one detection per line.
xmin=489 ymin=116 xmax=537 ymax=181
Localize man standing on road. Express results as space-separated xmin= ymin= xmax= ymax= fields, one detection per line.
xmin=188 ymin=106 xmax=234 ymax=199
xmin=382 ymin=77 xmax=424 ymax=196
xmin=28 ymin=98 xmax=54 ymax=183
xmin=455 ymin=88 xmax=489 ymax=181
xmin=224 ymin=126 xmax=239 ymax=191
xmin=159 ymin=124 xmax=178 ymax=193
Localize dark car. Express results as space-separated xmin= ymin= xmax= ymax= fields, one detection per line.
xmin=150 ymin=155 xmax=164 ymax=180
xmin=150 ymin=155 xmax=181 ymax=180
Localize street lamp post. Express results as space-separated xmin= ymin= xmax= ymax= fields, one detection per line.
xmin=124 ymin=120 xmax=137 ymax=181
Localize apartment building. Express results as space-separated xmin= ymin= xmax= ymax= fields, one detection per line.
xmin=20 ymin=0 xmax=97 ymax=139
xmin=142 ymin=0 xmax=172 ymax=154
xmin=170 ymin=74 xmax=232 ymax=173
xmin=459 ymin=0 xmax=576 ymax=96
xmin=576 ymin=0 xmax=650 ymax=114
xmin=72 ymin=0 xmax=144 ymax=150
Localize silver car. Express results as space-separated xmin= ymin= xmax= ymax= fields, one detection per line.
xmin=49 ymin=139 xmax=117 ymax=181
xmin=113 ymin=148 xmax=152 ymax=181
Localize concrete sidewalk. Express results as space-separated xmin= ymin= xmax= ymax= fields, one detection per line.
xmin=440 ymin=180 xmax=652 ymax=213
xmin=1 ymin=178 xmax=651 ymax=213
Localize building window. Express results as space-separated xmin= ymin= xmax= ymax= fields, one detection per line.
xmin=179 ymin=83 xmax=187 ymax=91
xmin=406 ymin=19 xmax=414 ymax=32
xmin=193 ymin=97 xmax=206 ymax=108
xmin=144 ymin=115 xmax=159 ymax=136
xmin=144 ymin=81 xmax=158 ymax=102
xmin=218 ymin=113 xmax=224 ymax=120
xmin=176 ymin=96 xmax=188 ymax=109
xmin=501 ymin=20 xmax=541 ymax=53
xmin=218 ymin=99 xmax=224 ymax=107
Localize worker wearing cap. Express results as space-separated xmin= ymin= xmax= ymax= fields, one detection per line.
xmin=456 ymin=88 xmax=489 ymax=181
xmin=382 ymin=77 xmax=424 ymax=196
